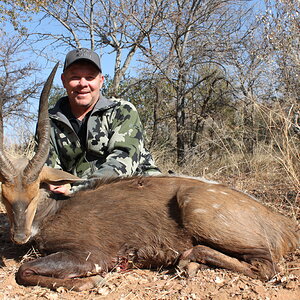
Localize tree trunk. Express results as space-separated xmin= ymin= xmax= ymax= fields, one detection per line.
xmin=176 ymin=95 xmax=186 ymax=165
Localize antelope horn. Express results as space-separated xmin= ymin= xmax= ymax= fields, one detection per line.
xmin=23 ymin=63 xmax=59 ymax=183
xmin=0 ymin=100 xmax=17 ymax=182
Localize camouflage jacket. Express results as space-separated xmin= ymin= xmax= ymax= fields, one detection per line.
xmin=46 ymin=95 xmax=161 ymax=179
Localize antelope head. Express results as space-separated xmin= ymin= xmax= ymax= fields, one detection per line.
xmin=0 ymin=63 xmax=78 ymax=244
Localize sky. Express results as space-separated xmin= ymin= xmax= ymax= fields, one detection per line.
xmin=3 ymin=0 xmax=268 ymax=140
xmin=7 ymin=0 xmax=266 ymax=88
xmin=3 ymin=12 xmax=119 ymax=140
xmin=4 ymin=12 xmax=117 ymax=86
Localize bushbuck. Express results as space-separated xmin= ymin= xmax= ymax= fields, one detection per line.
xmin=0 ymin=65 xmax=299 ymax=291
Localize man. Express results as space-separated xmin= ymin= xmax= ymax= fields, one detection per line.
xmin=47 ymin=48 xmax=161 ymax=194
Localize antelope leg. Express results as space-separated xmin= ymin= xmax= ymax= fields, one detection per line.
xmin=178 ymin=245 xmax=273 ymax=279
xmin=16 ymin=252 xmax=103 ymax=291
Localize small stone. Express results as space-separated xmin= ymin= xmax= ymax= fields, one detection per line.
xmin=45 ymin=293 xmax=59 ymax=300
xmin=253 ymin=285 xmax=265 ymax=294
xmin=97 ymin=286 xmax=110 ymax=296
xmin=215 ymin=276 xmax=224 ymax=284
xmin=285 ymin=281 xmax=297 ymax=289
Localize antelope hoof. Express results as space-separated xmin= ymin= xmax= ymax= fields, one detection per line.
xmin=69 ymin=275 xmax=105 ymax=291
xmin=186 ymin=262 xmax=201 ymax=277
xmin=177 ymin=259 xmax=203 ymax=277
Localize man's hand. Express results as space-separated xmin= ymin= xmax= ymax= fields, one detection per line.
xmin=48 ymin=184 xmax=71 ymax=195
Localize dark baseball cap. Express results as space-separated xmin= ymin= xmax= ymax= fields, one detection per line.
xmin=63 ymin=48 xmax=102 ymax=72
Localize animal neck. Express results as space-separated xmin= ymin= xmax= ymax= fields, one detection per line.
xmin=31 ymin=189 xmax=68 ymax=234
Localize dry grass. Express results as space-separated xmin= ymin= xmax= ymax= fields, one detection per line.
xmin=0 ymin=100 xmax=299 ymax=298
xmin=153 ymin=101 xmax=299 ymax=218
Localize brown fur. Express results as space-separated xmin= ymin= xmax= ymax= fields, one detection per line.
xmin=5 ymin=175 xmax=297 ymax=290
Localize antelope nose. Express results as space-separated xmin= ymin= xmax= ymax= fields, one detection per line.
xmin=12 ymin=232 xmax=29 ymax=245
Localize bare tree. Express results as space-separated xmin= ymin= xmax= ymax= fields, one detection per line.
xmin=138 ymin=0 xmax=252 ymax=164
xmin=262 ymin=0 xmax=300 ymax=106
xmin=220 ymin=0 xmax=300 ymax=154
xmin=26 ymin=0 xmax=168 ymax=96
xmin=0 ymin=32 xmax=42 ymax=125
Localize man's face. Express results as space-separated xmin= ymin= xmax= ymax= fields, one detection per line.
xmin=61 ymin=61 xmax=104 ymax=115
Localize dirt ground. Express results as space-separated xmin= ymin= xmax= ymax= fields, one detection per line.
xmin=1 ymin=203 xmax=300 ymax=300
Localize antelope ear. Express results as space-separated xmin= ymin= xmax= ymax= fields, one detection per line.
xmin=40 ymin=166 xmax=82 ymax=185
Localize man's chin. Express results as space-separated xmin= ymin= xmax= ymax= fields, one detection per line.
xmin=74 ymin=98 xmax=92 ymax=106
xmin=70 ymin=95 xmax=98 ymax=107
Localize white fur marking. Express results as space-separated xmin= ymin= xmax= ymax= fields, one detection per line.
xmin=218 ymin=214 xmax=228 ymax=222
xmin=172 ymin=174 xmax=219 ymax=184
xmin=30 ymin=225 xmax=39 ymax=237
xmin=207 ymin=189 xmax=217 ymax=193
xmin=212 ymin=203 xmax=221 ymax=209
xmin=193 ymin=208 xmax=207 ymax=214
xmin=94 ymin=264 xmax=102 ymax=273
xmin=86 ymin=252 xmax=91 ymax=261
xmin=183 ymin=198 xmax=191 ymax=205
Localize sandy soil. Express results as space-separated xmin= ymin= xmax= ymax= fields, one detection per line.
xmin=0 ymin=204 xmax=299 ymax=300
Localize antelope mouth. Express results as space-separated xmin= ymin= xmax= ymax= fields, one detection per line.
xmin=11 ymin=230 xmax=31 ymax=245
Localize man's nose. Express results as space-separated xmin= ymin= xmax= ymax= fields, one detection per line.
xmin=78 ymin=77 xmax=88 ymax=87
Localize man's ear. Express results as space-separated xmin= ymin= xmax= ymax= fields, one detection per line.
xmin=40 ymin=166 xmax=82 ymax=185
xmin=61 ymin=73 xmax=67 ymax=88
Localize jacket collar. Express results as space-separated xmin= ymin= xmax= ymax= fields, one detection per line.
xmin=49 ymin=95 xmax=118 ymax=121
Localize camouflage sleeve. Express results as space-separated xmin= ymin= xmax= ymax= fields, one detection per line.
xmin=45 ymin=127 xmax=63 ymax=170
xmin=89 ymin=101 xmax=144 ymax=178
